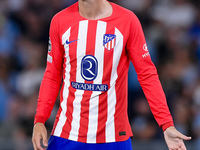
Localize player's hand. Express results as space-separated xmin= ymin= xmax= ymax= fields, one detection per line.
xmin=164 ymin=126 xmax=191 ymax=150
xmin=32 ymin=123 xmax=48 ymax=150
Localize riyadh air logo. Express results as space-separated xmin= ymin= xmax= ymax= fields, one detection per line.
xmin=142 ymin=43 xmax=150 ymax=58
xmin=143 ymin=43 xmax=148 ymax=51
xmin=81 ymin=55 xmax=98 ymax=81
xmin=103 ymin=34 xmax=116 ymax=50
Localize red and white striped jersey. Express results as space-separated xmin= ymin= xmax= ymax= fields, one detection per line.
xmin=34 ymin=2 xmax=173 ymax=143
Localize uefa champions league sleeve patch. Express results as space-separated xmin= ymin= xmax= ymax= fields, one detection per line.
xmin=47 ymin=54 xmax=52 ymax=63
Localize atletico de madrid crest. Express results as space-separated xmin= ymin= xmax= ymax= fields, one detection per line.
xmin=103 ymin=34 xmax=116 ymax=50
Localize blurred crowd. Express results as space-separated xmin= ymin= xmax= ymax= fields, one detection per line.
xmin=0 ymin=0 xmax=200 ymax=149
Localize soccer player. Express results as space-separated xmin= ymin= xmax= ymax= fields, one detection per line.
xmin=32 ymin=0 xmax=191 ymax=150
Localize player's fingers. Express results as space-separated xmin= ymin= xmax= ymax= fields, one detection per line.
xmin=34 ymin=136 xmax=44 ymax=150
xmin=32 ymin=137 xmax=39 ymax=150
xmin=33 ymin=141 xmax=37 ymax=150
xmin=177 ymin=132 xmax=191 ymax=141
xmin=169 ymin=147 xmax=178 ymax=150
xmin=41 ymin=131 xmax=48 ymax=147
xmin=180 ymin=144 xmax=187 ymax=150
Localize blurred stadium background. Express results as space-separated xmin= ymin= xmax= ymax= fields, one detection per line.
xmin=0 ymin=0 xmax=200 ymax=149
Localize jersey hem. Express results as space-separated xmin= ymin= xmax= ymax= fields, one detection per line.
xmin=52 ymin=133 xmax=132 ymax=144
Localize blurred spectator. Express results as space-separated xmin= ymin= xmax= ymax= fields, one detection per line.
xmin=151 ymin=0 xmax=196 ymax=28
xmin=0 ymin=10 xmax=19 ymax=57
xmin=130 ymin=97 xmax=157 ymax=140
xmin=193 ymin=81 xmax=200 ymax=149
xmin=16 ymin=38 xmax=45 ymax=96
xmin=0 ymin=57 xmax=12 ymax=121
xmin=189 ymin=8 xmax=200 ymax=67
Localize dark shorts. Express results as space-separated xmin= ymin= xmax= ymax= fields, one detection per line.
xmin=47 ymin=135 xmax=133 ymax=150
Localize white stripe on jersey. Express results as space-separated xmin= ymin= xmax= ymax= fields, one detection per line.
xmin=108 ymin=40 xmax=111 ymax=50
xmin=106 ymin=28 xmax=123 ymax=142
xmin=69 ymin=20 xmax=89 ymax=141
xmin=112 ymin=39 xmax=115 ymax=49
xmin=54 ymin=27 xmax=71 ymax=136
xmin=87 ymin=21 xmax=107 ymax=143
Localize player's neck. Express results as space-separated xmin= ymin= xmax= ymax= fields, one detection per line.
xmin=78 ymin=0 xmax=112 ymax=20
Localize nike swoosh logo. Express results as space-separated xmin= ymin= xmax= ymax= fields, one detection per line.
xmin=66 ymin=39 xmax=78 ymax=44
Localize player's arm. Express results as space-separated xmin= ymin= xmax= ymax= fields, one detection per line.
xmin=32 ymin=15 xmax=64 ymax=150
xmin=127 ymin=13 xmax=191 ymax=150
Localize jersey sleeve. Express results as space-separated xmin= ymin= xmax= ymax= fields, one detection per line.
xmin=126 ymin=13 xmax=174 ymax=130
xmin=34 ymin=15 xmax=64 ymax=124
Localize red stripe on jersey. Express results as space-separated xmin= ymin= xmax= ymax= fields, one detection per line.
xmin=114 ymin=58 xmax=132 ymax=141
xmin=52 ymin=85 xmax=64 ymax=134
xmin=110 ymin=40 xmax=112 ymax=50
xmin=60 ymin=24 xmax=79 ymax=138
xmin=96 ymin=25 xmax=115 ymax=143
xmin=52 ymin=39 xmax=67 ymax=135
xmin=78 ymin=21 xmax=98 ymax=142
xmin=52 ymin=106 xmax=62 ymax=134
